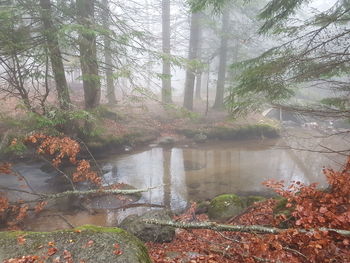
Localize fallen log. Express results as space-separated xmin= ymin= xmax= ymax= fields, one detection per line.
xmin=144 ymin=219 xmax=350 ymax=237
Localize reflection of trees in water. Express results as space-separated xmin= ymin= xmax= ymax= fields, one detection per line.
xmin=163 ymin=149 xmax=171 ymax=209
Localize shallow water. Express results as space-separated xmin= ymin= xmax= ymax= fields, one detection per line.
xmin=100 ymin=139 xmax=327 ymax=213
xmin=5 ymin=138 xmax=335 ymax=231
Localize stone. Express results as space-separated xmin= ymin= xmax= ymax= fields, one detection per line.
xmin=193 ymin=133 xmax=207 ymax=143
xmin=158 ymin=136 xmax=176 ymax=146
xmin=208 ymin=194 xmax=244 ymax=222
xmin=119 ymin=210 xmax=175 ymax=243
xmin=0 ymin=225 xmax=151 ymax=263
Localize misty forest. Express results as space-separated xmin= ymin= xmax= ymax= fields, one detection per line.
xmin=0 ymin=0 xmax=350 ymax=262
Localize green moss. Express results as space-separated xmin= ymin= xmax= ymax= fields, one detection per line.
xmin=208 ymin=194 xmax=244 ymax=221
xmin=0 ymin=225 xmax=152 ymax=263
xmin=178 ymin=123 xmax=279 ymax=141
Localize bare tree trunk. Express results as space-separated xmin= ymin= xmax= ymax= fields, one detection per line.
xmin=195 ymin=18 xmax=203 ymax=101
xmin=102 ymin=0 xmax=116 ymax=104
xmin=195 ymin=73 xmax=202 ymax=100
xmin=213 ymin=9 xmax=229 ymax=110
xmin=183 ymin=12 xmax=201 ymax=110
xmin=39 ymin=0 xmax=71 ymax=110
xmin=161 ymin=0 xmax=172 ymax=103
xmin=77 ymin=0 xmax=101 ymax=109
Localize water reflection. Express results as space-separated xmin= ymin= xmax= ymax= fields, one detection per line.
xmin=101 ymin=139 xmax=327 ymax=214
xmin=21 ymin=138 xmax=336 ymax=231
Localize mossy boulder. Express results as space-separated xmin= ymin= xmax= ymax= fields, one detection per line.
xmin=0 ymin=225 xmax=151 ymax=263
xmin=207 ymin=195 xmax=266 ymax=221
xmin=119 ymin=210 xmax=175 ymax=243
xmin=208 ymin=194 xmax=244 ymax=221
xmin=177 ymin=123 xmax=279 ymax=141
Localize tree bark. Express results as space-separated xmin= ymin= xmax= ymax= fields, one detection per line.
xmin=77 ymin=0 xmax=101 ymax=109
xmin=195 ymin=18 xmax=203 ymax=100
xmin=161 ymin=0 xmax=172 ymax=103
xmin=195 ymin=72 xmax=202 ymax=100
xmin=183 ymin=12 xmax=201 ymax=110
xmin=213 ymin=9 xmax=229 ymax=110
xmin=39 ymin=0 xmax=71 ymax=110
xmin=102 ymin=0 xmax=117 ymax=104
xmin=144 ymin=219 xmax=350 ymax=237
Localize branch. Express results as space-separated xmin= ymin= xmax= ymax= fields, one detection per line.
xmin=2 ymin=185 xmax=161 ymax=202
xmin=36 ymin=186 xmax=160 ymax=201
xmin=144 ymin=219 xmax=350 ymax=237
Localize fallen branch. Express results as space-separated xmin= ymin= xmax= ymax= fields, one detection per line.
xmin=2 ymin=185 xmax=161 ymax=202
xmin=144 ymin=219 xmax=350 ymax=237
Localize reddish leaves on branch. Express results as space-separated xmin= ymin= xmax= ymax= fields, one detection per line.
xmin=264 ymin=156 xmax=350 ymax=230
xmin=26 ymin=134 xmax=100 ymax=185
xmin=26 ymin=134 xmax=80 ymax=167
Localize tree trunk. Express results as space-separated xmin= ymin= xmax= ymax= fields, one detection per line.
xmin=213 ymin=9 xmax=229 ymax=110
xmin=195 ymin=18 xmax=203 ymax=101
xmin=77 ymin=0 xmax=101 ymax=109
xmin=183 ymin=12 xmax=201 ymax=110
xmin=161 ymin=0 xmax=172 ymax=103
xmin=102 ymin=0 xmax=116 ymax=104
xmin=195 ymin=72 xmax=202 ymax=100
xmin=39 ymin=0 xmax=71 ymax=110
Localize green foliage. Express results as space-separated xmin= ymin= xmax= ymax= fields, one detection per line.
xmin=188 ymin=0 xmax=230 ymax=13
xmin=258 ymin=0 xmax=308 ymax=33
xmin=163 ymin=104 xmax=200 ymax=120
xmin=4 ymin=137 xmax=27 ymax=156
xmin=320 ymin=98 xmax=349 ymax=111
xmin=225 ymin=0 xmax=350 ymax=118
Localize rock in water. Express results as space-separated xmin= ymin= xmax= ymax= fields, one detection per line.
xmin=208 ymin=194 xmax=244 ymax=221
xmin=158 ymin=136 xmax=176 ymax=146
xmin=0 ymin=225 xmax=152 ymax=263
xmin=119 ymin=210 xmax=175 ymax=243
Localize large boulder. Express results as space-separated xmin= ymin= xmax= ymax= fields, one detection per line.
xmin=208 ymin=194 xmax=244 ymax=221
xmin=0 ymin=225 xmax=151 ymax=263
xmin=119 ymin=210 xmax=175 ymax=243
xmin=208 ymin=194 xmax=266 ymax=222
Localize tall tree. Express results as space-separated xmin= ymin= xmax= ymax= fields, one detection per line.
xmin=183 ymin=12 xmax=201 ymax=110
xmin=195 ymin=18 xmax=203 ymax=100
xmin=101 ymin=0 xmax=117 ymax=104
xmin=39 ymin=0 xmax=71 ymax=110
xmin=226 ymin=0 xmax=350 ymax=120
xmin=76 ymin=0 xmax=101 ymax=109
xmin=212 ymin=9 xmax=229 ymax=109
xmin=161 ymin=0 xmax=172 ymax=103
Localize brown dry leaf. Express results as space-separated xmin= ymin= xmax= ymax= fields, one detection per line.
xmin=47 ymin=247 xmax=58 ymax=256
xmin=17 ymin=235 xmax=26 ymax=245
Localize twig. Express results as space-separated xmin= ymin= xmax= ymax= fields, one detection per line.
xmin=39 ymin=156 xmax=76 ymax=190
xmin=283 ymin=246 xmax=307 ymax=260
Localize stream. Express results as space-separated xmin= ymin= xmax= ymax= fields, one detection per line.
xmin=1 ymin=137 xmax=340 ymax=231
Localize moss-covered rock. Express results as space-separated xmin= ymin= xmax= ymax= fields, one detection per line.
xmin=177 ymin=123 xmax=279 ymax=141
xmin=0 ymin=225 xmax=152 ymax=263
xmin=119 ymin=210 xmax=175 ymax=243
xmin=195 ymin=200 xmax=210 ymax=214
xmin=208 ymin=194 xmax=244 ymax=221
